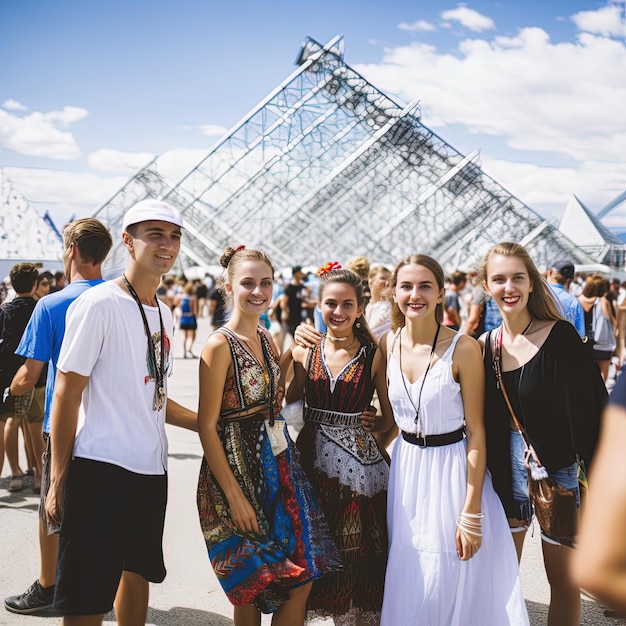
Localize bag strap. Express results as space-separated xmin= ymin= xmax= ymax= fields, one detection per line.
xmin=491 ymin=326 xmax=538 ymax=460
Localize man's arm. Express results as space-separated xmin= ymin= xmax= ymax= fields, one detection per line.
xmin=46 ymin=370 xmax=88 ymax=528
xmin=165 ymin=398 xmax=197 ymax=431
xmin=10 ymin=358 xmax=46 ymax=396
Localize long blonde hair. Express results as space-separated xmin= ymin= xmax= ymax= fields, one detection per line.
xmin=477 ymin=242 xmax=562 ymax=322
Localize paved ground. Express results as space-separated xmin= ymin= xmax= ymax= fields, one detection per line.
xmin=0 ymin=316 xmax=623 ymax=625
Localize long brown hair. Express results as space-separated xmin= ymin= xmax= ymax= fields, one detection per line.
xmin=318 ymin=267 xmax=375 ymax=345
xmin=389 ymin=254 xmax=445 ymax=331
xmin=477 ymin=242 xmax=562 ymax=322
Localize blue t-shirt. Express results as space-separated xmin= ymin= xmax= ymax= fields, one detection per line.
xmin=15 ymin=279 xmax=104 ymax=433
xmin=549 ymin=283 xmax=586 ymax=338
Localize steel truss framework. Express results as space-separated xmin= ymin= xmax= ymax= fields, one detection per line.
xmin=95 ymin=36 xmax=594 ymax=275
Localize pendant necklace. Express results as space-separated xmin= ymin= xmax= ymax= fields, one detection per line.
xmin=398 ymin=324 xmax=441 ymax=436
xmin=122 ymin=275 xmax=166 ymax=410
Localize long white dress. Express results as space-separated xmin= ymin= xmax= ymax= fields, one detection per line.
xmin=381 ymin=332 xmax=528 ymax=626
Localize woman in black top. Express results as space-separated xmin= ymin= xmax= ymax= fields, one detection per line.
xmin=477 ymin=242 xmax=605 ymax=626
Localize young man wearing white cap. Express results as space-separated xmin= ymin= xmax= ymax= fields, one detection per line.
xmin=46 ymin=199 xmax=197 ymax=625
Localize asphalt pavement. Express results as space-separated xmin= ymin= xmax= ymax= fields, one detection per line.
xmin=0 ymin=315 xmax=623 ymax=625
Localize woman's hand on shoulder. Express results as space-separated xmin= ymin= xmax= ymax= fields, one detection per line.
xmin=293 ymin=323 xmax=322 ymax=349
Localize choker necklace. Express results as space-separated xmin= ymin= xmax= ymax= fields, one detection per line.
xmin=327 ymin=335 xmax=351 ymax=343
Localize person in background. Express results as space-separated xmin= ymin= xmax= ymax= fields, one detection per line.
xmin=195 ymin=278 xmax=208 ymax=317
xmin=346 ymin=255 xmax=371 ymax=307
xmin=156 ymin=274 xmax=178 ymax=312
xmin=464 ymin=274 xmax=502 ymax=338
xmin=179 ymin=281 xmax=198 ymax=358
xmin=4 ymin=218 xmax=113 ymax=616
xmin=578 ymin=274 xmax=618 ymax=382
xmin=365 ymin=264 xmax=391 ymax=342
xmin=0 ymin=263 xmax=39 ymax=490
xmin=45 ymin=200 xmax=197 ymax=625
xmin=209 ymin=277 xmax=228 ymax=330
xmin=34 ymin=271 xmax=53 ymax=301
xmin=572 ymin=371 xmax=626 ymax=617
xmin=279 ymin=266 xmax=309 ymax=349
xmin=546 ymin=260 xmax=585 ymax=338
xmin=51 ymin=271 xmax=66 ymax=293
xmin=443 ymin=270 xmax=467 ymax=330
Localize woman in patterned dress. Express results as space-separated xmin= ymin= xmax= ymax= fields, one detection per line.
xmin=285 ymin=263 xmax=393 ymax=625
xmin=196 ymin=246 xmax=340 ymax=626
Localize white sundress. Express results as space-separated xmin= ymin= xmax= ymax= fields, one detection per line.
xmin=381 ymin=332 xmax=529 ymax=626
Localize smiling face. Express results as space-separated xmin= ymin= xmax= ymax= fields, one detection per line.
xmin=124 ymin=220 xmax=182 ymax=278
xmin=485 ymin=253 xmax=533 ymax=316
xmin=395 ymin=263 xmax=444 ymax=322
xmin=320 ymin=281 xmax=363 ymax=335
xmin=227 ymin=259 xmax=274 ymax=317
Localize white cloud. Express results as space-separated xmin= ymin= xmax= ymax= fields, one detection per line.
xmin=2 ymin=99 xmax=27 ymax=111
xmin=481 ymin=157 xmax=626 ymax=220
xmin=88 ymin=149 xmax=157 ymax=174
xmin=2 ymin=147 xmax=220 ymax=228
xmin=353 ymin=11 xmax=626 ymax=222
xmin=441 ymin=5 xmax=495 ymax=32
xmin=2 ymin=166 xmax=127 ymax=225
xmin=199 ymin=124 xmax=229 ymax=137
xmin=398 ymin=20 xmax=436 ymax=33
xmin=0 ymin=105 xmax=88 ymax=160
xmin=355 ymin=28 xmax=626 ymax=164
xmin=572 ymin=5 xmax=624 ymax=37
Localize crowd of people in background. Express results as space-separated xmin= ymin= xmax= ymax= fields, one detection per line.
xmin=2 ymin=210 xmax=626 ymax=626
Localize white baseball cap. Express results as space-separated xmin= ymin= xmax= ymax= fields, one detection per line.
xmin=122 ymin=199 xmax=184 ymax=231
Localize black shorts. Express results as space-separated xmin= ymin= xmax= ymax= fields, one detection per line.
xmin=54 ymin=458 xmax=168 ymax=615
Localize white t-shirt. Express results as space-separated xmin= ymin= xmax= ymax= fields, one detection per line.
xmin=57 ymin=280 xmax=173 ymax=475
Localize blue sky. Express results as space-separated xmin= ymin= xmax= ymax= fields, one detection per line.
xmin=1 ymin=0 xmax=625 ymax=230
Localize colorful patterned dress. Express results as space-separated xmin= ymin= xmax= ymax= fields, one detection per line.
xmin=197 ymin=327 xmax=341 ymax=614
xmin=297 ymin=337 xmax=390 ymax=624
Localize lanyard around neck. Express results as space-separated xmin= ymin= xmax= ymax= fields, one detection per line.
xmin=398 ymin=324 xmax=441 ymax=435
xmin=122 ymin=275 xmax=165 ymax=410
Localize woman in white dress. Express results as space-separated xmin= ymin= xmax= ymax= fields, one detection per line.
xmin=379 ymin=254 xmax=528 ymax=626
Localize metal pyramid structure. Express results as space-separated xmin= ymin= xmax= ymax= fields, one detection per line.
xmin=559 ymin=194 xmax=624 ymax=266
xmin=94 ymin=36 xmax=594 ymax=275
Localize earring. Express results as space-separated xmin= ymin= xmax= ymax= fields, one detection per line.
xmin=355 ymin=318 xmax=362 ymax=329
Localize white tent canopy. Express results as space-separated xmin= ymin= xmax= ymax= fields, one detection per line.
xmin=0 ymin=171 xmax=63 ymax=280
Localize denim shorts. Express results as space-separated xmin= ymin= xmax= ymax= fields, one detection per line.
xmin=509 ymin=431 xmax=579 ymax=545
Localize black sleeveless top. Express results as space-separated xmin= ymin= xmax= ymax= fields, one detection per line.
xmin=483 ymin=320 xmax=606 ymax=518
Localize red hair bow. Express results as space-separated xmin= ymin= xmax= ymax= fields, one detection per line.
xmin=235 ymin=245 xmax=246 ymax=251
xmin=317 ymin=261 xmax=342 ymax=277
